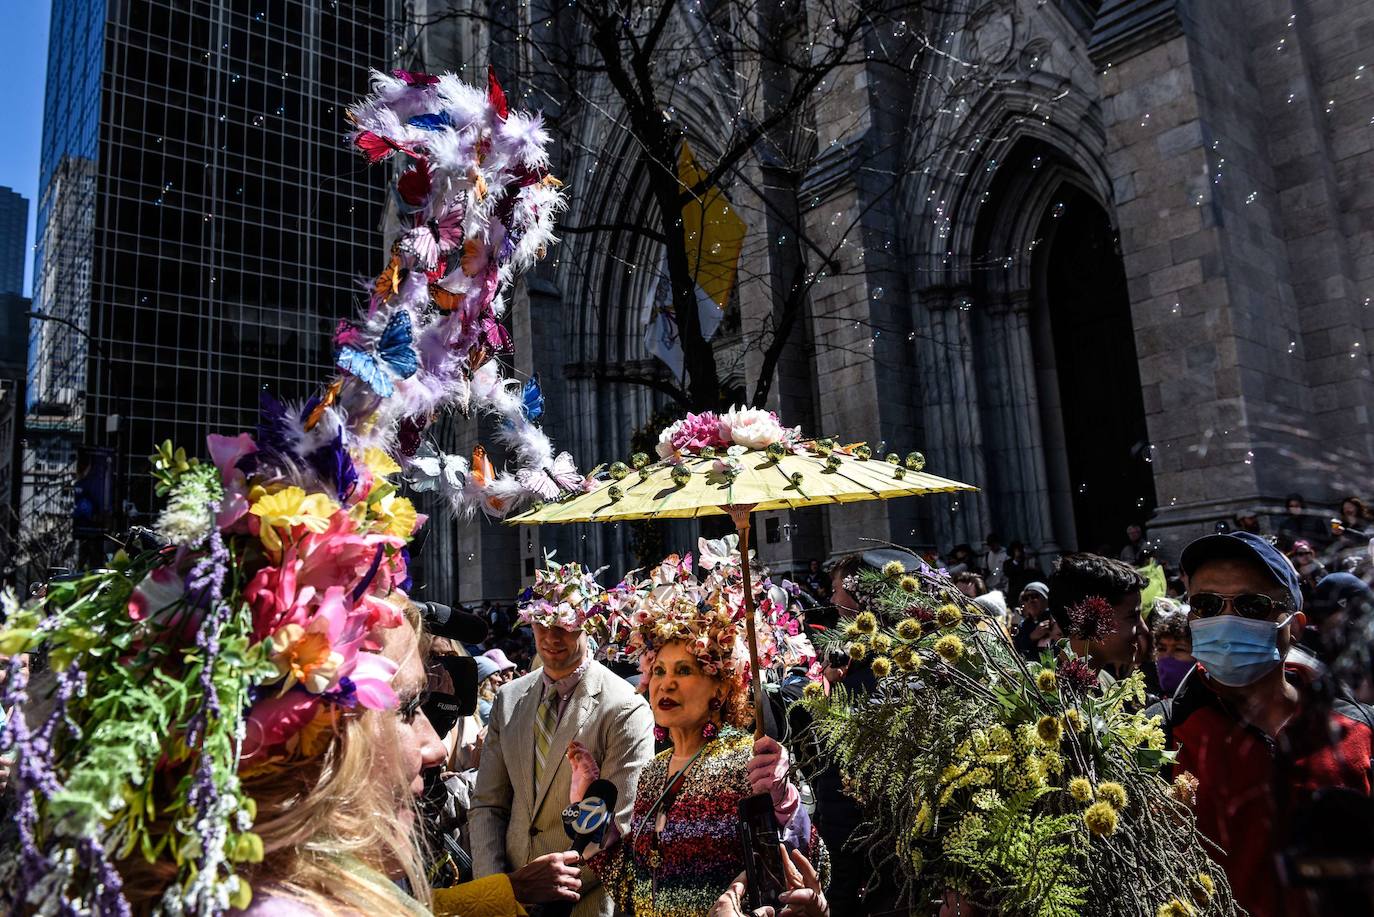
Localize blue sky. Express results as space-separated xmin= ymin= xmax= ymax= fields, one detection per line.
xmin=0 ymin=0 xmax=51 ymax=297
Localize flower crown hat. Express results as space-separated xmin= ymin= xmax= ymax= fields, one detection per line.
xmin=518 ymin=554 xmax=612 ymax=632
xmin=0 ymin=68 xmax=572 ymax=917
xmin=607 ymin=535 xmax=789 ymax=683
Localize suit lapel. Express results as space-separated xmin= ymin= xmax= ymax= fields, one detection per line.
xmin=531 ymin=664 xmax=604 ymax=817
xmin=509 ymin=675 xmax=544 ymax=815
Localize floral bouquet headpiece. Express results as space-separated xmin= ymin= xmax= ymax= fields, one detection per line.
xmin=0 ymin=68 xmax=569 ymax=917
xmin=518 ymin=554 xmax=611 ymax=632
xmin=606 ymin=535 xmax=793 ymax=681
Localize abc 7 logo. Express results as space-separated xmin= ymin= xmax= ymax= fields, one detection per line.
xmin=569 ymin=796 xmax=610 ymax=834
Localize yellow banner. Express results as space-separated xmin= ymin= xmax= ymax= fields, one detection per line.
xmin=678 ymin=143 xmax=746 ymax=315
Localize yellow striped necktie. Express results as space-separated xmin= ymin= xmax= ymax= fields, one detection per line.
xmin=533 ymin=689 xmax=559 ymax=786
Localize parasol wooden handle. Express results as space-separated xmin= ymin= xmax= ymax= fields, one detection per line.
xmin=728 ymin=504 xmax=767 ymax=741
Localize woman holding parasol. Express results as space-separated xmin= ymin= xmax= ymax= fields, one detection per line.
xmin=568 ymin=543 xmax=827 ymax=917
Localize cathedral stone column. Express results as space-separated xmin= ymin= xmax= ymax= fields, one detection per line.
xmin=915 ymin=285 xmax=990 ymax=550
xmin=989 ymin=291 xmax=1061 ymax=558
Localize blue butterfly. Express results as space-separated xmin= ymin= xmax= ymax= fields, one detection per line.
xmin=407 ymin=112 xmax=453 ymax=131
xmin=521 ymin=374 xmax=544 ymax=423
xmin=336 ymin=310 xmax=419 ymax=398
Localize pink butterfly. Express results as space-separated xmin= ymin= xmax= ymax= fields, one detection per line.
xmin=393 ymin=69 xmax=440 ymax=87
xmin=480 ymin=317 xmax=512 ymax=353
xmin=401 ymin=210 xmax=463 ymax=270
xmin=518 ymin=452 xmax=581 ymax=499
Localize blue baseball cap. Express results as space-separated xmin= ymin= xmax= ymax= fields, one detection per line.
xmin=1180 ymin=531 xmax=1304 ymax=612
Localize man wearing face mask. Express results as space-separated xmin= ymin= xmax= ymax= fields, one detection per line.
xmin=1149 ymin=531 xmax=1374 ymax=917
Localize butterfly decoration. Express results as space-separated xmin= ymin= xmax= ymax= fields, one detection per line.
xmin=520 ymin=375 xmax=544 ymax=423
xmin=393 ymin=69 xmax=441 ymax=87
xmin=397 ymin=158 xmax=432 ymax=206
xmin=397 ymin=414 xmax=429 ymax=457
xmin=487 ymin=65 xmax=509 ymax=120
xmin=374 ymin=254 xmax=408 ymax=299
xmin=336 ymin=310 xmax=419 ymax=398
xmin=305 ymin=378 xmax=344 ymax=432
xmin=470 ymin=445 xmax=494 ymax=488
xmin=517 ymin=452 xmax=582 ymax=500
xmin=401 ymin=211 xmax=464 ymax=270
xmin=354 ymin=130 xmax=421 ymax=164
xmin=429 ymin=285 xmax=463 ymax=313
xmin=471 ymin=445 xmax=511 ymax=515
xmin=408 ymin=442 xmax=467 ymax=495
xmin=407 ymin=111 xmax=453 ymax=130
xmin=698 ymin=534 xmax=749 ymax=571
xmin=480 ymin=317 xmax=512 ymax=353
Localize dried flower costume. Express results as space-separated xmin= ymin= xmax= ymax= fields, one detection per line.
xmin=798 ymin=558 xmax=1240 ymax=917
xmin=586 ymin=540 xmax=826 ymax=917
xmin=0 ymin=67 xmax=574 ymax=917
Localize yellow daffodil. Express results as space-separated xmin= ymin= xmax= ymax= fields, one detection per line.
xmin=372 ymin=493 xmax=418 ymax=538
xmin=251 ymin=487 xmax=337 ymax=552
xmin=361 ymin=446 xmax=402 ymax=478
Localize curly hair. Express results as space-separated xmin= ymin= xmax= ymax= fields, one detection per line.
xmin=1048 ymin=553 xmax=1147 ymax=634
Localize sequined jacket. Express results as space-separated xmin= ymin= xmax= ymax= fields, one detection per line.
xmin=588 ymin=727 xmax=827 ymax=917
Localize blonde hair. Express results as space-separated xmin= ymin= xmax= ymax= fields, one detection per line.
xmin=117 ymin=614 xmax=432 ymax=915
xmin=236 ymin=704 xmax=431 ymax=914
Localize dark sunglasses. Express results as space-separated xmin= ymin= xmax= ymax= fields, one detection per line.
xmin=1190 ymin=591 xmax=1291 ymax=620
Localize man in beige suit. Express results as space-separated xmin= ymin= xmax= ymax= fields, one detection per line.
xmin=471 ymin=618 xmax=654 ymax=916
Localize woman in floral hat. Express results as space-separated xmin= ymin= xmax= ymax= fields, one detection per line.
xmin=571 ymin=545 xmax=827 ymax=917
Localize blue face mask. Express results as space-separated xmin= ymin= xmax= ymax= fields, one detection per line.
xmin=1189 ymin=613 xmax=1294 ymax=687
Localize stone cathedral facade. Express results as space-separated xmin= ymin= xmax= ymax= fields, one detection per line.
xmin=400 ymin=0 xmax=1374 ymax=604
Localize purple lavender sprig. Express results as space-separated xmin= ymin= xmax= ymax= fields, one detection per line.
xmin=186 ymin=526 xmax=231 ymax=744
xmin=1 ymin=658 xmax=113 ymax=910
xmin=79 ymin=836 xmax=131 ymax=917
xmin=181 ymin=522 xmax=243 ymax=916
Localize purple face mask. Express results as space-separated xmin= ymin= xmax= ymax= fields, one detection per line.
xmin=1155 ymin=656 xmax=1194 ymax=696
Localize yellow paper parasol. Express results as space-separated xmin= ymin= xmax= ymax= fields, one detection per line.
xmin=508 ymin=439 xmax=977 ymax=736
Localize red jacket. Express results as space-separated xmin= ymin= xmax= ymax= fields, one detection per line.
xmin=1151 ymin=657 xmax=1374 ymax=917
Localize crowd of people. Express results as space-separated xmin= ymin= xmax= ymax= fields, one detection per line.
xmin=5 ymin=494 xmax=1374 ymax=916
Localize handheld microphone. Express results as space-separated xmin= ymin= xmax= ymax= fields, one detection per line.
xmin=543 ymin=779 xmax=619 ymax=917
xmin=561 ymin=779 xmax=619 ymax=854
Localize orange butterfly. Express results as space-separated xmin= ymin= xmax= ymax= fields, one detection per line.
xmin=471 ymin=445 xmax=494 ymax=488
xmin=430 ymin=284 xmax=463 ymax=313
xmin=304 ymin=378 xmax=343 ymax=432
xmin=467 ymin=344 xmax=489 ymax=372
xmin=472 ymin=445 xmax=508 ymax=514
xmin=374 ymin=253 xmax=406 ymax=299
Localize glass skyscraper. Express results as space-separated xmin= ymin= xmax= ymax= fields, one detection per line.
xmin=0 ymin=187 xmax=28 ymax=297
xmin=25 ymin=0 xmax=392 ymax=563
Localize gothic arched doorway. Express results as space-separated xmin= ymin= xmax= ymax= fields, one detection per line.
xmin=966 ymin=137 xmax=1154 ymax=556
xmin=1031 ymin=184 xmax=1156 ymax=553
